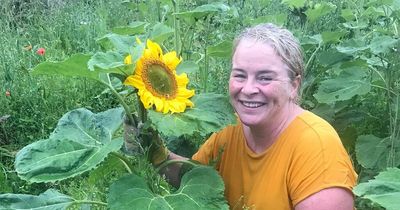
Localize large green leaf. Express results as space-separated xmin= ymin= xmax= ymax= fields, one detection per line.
xmin=112 ymin=21 xmax=148 ymax=35
xmin=88 ymin=51 xmax=124 ymax=71
xmin=176 ymin=61 xmax=199 ymax=75
xmin=207 ymin=40 xmax=232 ymax=58
xmin=15 ymin=137 xmax=123 ymax=182
xmin=150 ymin=22 xmax=174 ymax=43
xmin=336 ymin=38 xmax=369 ymax=55
xmin=369 ymin=35 xmax=399 ymax=54
xmin=354 ymin=168 xmax=400 ymax=210
xmin=15 ymin=108 xmax=125 ymax=182
xmin=148 ymin=93 xmax=236 ymax=137
xmin=173 ymin=3 xmax=229 ymax=23
xmin=31 ymin=54 xmax=97 ymax=80
xmin=97 ymin=33 xmax=137 ymax=53
xmin=313 ymin=67 xmax=371 ymax=104
xmin=305 ymin=2 xmax=337 ymax=23
xmin=50 ymin=107 xmax=124 ymax=145
xmin=281 ymin=0 xmax=307 ymax=8
xmin=355 ymin=135 xmax=400 ymax=170
xmin=107 ymin=166 xmax=228 ymax=210
xmin=0 ymin=189 xmax=73 ymax=210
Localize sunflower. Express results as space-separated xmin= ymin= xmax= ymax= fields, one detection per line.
xmin=124 ymin=39 xmax=195 ymax=114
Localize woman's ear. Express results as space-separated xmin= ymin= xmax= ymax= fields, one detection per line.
xmin=290 ymin=75 xmax=301 ymax=99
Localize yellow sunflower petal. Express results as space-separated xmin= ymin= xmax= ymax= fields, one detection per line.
xmin=124 ymin=54 xmax=132 ymax=64
xmin=168 ymin=100 xmax=186 ymax=113
xmin=153 ymin=97 xmax=164 ymax=113
xmin=124 ymin=75 xmax=144 ymax=89
xmin=162 ymin=101 xmax=171 ymax=114
xmin=146 ymin=39 xmax=163 ymax=59
xmin=177 ymin=88 xmax=195 ymax=98
xmin=163 ymin=51 xmax=181 ymax=71
xmin=141 ymin=91 xmax=155 ymax=109
xmin=176 ymin=73 xmax=189 ymax=86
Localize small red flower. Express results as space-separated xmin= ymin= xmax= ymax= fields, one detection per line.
xmin=36 ymin=47 xmax=45 ymax=56
xmin=5 ymin=90 xmax=11 ymax=97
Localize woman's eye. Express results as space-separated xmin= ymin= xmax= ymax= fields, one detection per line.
xmin=259 ymin=77 xmax=272 ymax=82
xmin=233 ymin=74 xmax=246 ymax=79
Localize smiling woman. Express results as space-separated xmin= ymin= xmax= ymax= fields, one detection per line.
xmin=162 ymin=23 xmax=358 ymax=210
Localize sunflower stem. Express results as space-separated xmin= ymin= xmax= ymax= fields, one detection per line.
xmin=137 ymin=94 xmax=147 ymax=123
xmin=172 ymin=0 xmax=181 ymax=56
xmin=100 ymin=79 xmax=137 ymax=126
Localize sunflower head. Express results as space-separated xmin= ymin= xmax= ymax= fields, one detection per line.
xmin=124 ymin=39 xmax=195 ymax=114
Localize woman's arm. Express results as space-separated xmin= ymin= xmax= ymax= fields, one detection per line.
xmin=295 ymin=187 xmax=354 ymax=210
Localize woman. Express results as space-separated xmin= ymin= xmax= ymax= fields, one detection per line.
xmin=161 ymin=23 xmax=357 ymax=209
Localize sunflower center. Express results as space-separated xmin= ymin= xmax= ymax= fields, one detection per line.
xmin=142 ymin=60 xmax=177 ymax=99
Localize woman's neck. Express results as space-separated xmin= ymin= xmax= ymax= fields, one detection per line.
xmin=243 ymin=103 xmax=304 ymax=154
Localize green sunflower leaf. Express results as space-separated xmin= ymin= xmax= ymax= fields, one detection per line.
xmin=355 ymin=135 xmax=400 ymax=170
xmin=31 ymin=54 xmax=96 ymax=79
xmin=207 ymin=40 xmax=233 ymax=58
xmin=148 ymin=93 xmax=236 ymax=137
xmin=305 ymin=2 xmax=337 ymax=23
xmin=173 ymin=3 xmax=230 ymax=24
xmin=112 ymin=21 xmax=148 ymax=35
xmin=107 ymin=166 xmax=228 ymax=210
xmin=354 ymin=168 xmax=400 ymax=210
xmin=150 ymin=22 xmax=174 ymax=44
xmin=313 ymin=66 xmax=371 ymax=104
xmin=0 ymin=189 xmax=73 ymax=210
xmin=15 ymin=108 xmax=124 ymax=183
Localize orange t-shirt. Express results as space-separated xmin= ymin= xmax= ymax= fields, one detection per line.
xmin=192 ymin=111 xmax=358 ymax=209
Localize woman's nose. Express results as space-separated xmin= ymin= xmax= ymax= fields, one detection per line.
xmin=241 ymin=80 xmax=259 ymax=95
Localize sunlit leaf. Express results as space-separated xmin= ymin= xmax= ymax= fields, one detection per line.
xmin=369 ymin=35 xmax=399 ymax=54
xmin=148 ymin=93 xmax=236 ymax=137
xmin=317 ymin=48 xmax=351 ymax=67
xmin=281 ymin=0 xmax=307 ymax=8
xmin=50 ymin=107 xmax=124 ymax=144
xmin=207 ymin=40 xmax=232 ymax=58
xmin=15 ymin=108 xmax=124 ymax=182
xmin=313 ymin=67 xmax=371 ymax=104
xmin=176 ymin=61 xmax=199 ymax=74
xmin=355 ymin=135 xmax=400 ymax=170
xmin=88 ymin=51 xmax=125 ymax=71
xmin=32 ymin=54 xmax=97 ymax=79
xmin=321 ymin=30 xmax=347 ymax=44
xmin=0 ymin=189 xmax=73 ymax=210
xmin=244 ymin=14 xmax=288 ymax=26
xmin=341 ymin=8 xmax=355 ymax=21
xmin=97 ymin=33 xmax=137 ymax=53
xmin=112 ymin=21 xmax=147 ymax=35
xmin=336 ymin=38 xmax=369 ymax=55
xmin=342 ymin=21 xmax=369 ymax=29
xmin=354 ymin=168 xmax=400 ymax=210
xmin=108 ymin=166 xmax=228 ymax=210
xmin=150 ymin=22 xmax=174 ymax=43
xmin=305 ymin=2 xmax=337 ymax=23
xmin=173 ymin=3 xmax=229 ymax=23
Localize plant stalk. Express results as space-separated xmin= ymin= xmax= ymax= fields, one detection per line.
xmin=100 ymin=78 xmax=137 ymax=127
xmin=172 ymin=0 xmax=181 ymax=56
xmin=156 ymin=159 xmax=197 ymax=173
xmin=110 ymin=151 xmax=134 ymax=174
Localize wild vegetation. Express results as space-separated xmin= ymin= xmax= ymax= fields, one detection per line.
xmin=0 ymin=0 xmax=399 ymax=209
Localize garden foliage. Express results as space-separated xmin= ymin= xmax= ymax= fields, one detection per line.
xmin=0 ymin=0 xmax=400 ymax=209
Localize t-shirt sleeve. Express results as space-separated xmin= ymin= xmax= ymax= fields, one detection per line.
xmin=287 ymin=127 xmax=358 ymax=206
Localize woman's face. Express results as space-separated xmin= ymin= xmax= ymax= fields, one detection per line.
xmin=229 ymin=38 xmax=299 ymax=128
